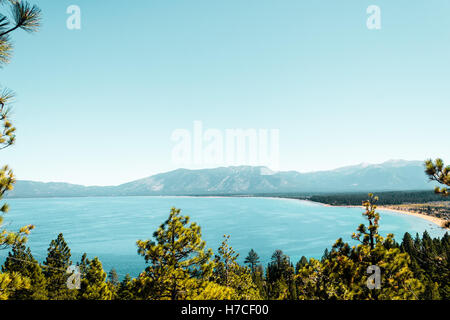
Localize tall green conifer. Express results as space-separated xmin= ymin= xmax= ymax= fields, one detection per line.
xmin=2 ymin=243 xmax=47 ymax=299
xmin=214 ymin=235 xmax=260 ymax=300
xmin=135 ymin=208 xmax=214 ymax=300
xmin=43 ymin=233 xmax=76 ymax=300
xmin=79 ymin=257 xmax=112 ymax=300
xmin=117 ymin=274 xmax=135 ymax=300
xmin=244 ymin=249 xmax=260 ymax=273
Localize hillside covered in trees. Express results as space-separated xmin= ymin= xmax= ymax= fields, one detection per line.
xmin=304 ymin=191 xmax=450 ymax=206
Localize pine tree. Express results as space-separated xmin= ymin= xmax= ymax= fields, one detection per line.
xmin=43 ymin=233 xmax=76 ymax=300
xmin=0 ymin=271 xmax=30 ymax=300
xmin=297 ymin=194 xmax=424 ymax=300
xmin=352 ymin=193 xmax=380 ymax=251
xmin=400 ymin=231 xmax=450 ymax=299
xmin=79 ymin=257 xmax=113 ymax=300
xmin=117 ymin=274 xmax=135 ymax=300
xmin=107 ymin=268 xmax=120 ymax=298
xmin=0 ymin=0 xmax=41 ymax=299
xmin=191 ymin=282 xmax=235 ymax=300
xmin=252 ymin=264 xmax=266 ymax=299
xmin=244 ymin=249 xmax=260 ymax=273
xmin=214 ymin=235 xmax=261 ymax=300
xmin=0 ymin=0 xmax=40 ymax=251
xmin=425 ymin=158 xmax=450 ymax=196
xmin=77 ymin=253 xmax=88 ymax=276
xmin=266 ymin=250 xmax=296 ymax=300
xmin=135 ymin=207 xmax=215 ymax=300
xmin=2 ymin=243 xmax=47 ymax=299
xmin=214 ymin=235 xmax=238 ymax=288
xmin=425 ymin=159 xmax=450 ymax=196
xmin=321 ymin=248 xmax=330 ymax=261
xmin=244 ymin=249 xmax=265 ymax=298
xmin=295 ymin=256 xmax=308 ymax=273
xmin=108 ymin=268 xmax=119 ymax=287
xmin=400 ymin=232 xmax=414 ymax=255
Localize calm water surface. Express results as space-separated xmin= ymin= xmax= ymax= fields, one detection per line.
xmin=1 ymin=196 xmax=446 ymax=278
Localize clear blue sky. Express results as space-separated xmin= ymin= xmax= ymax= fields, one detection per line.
xmin=2 ymin=0 xmax=450 ymax=186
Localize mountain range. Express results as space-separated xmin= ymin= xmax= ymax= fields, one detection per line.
xmin=6 ymin=160 xmax=437 ymax=198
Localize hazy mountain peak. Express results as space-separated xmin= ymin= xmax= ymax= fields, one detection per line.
xmin=381 ymin=159 xmax=423 ymax=167
xmin=8 ymin=160 xmax=433 ymax=198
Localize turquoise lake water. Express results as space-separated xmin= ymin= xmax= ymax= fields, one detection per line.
xmin=0 ymin=196 xmax=447 ymax=278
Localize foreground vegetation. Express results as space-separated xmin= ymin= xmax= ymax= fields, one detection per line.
xmin=0 ymin=0 xmax=40 ymax=296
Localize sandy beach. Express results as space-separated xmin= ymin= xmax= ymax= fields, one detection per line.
xmin=305 ymin=200 xmax=449 ymax=230
xmin=378 ymin=206 xmax=449 ymax=230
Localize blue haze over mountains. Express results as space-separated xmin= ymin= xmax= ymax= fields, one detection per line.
xmin=8 ymin=160 xmax=436 ymax=198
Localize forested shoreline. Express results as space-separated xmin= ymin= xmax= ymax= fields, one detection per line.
xmin=204 ymin=190 xmax=450 ymax=206
xmin=307 ymin=191 xmax=450 ymax=206
xmin=295 ymin=191 xmax=450 ymax=228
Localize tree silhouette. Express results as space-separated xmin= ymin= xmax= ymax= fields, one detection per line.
xmin=244 ymin=249 xmax=260 ymax=273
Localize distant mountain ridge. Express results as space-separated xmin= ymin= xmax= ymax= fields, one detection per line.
xmin=7 ymin=160 xmax=437 ymax=198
